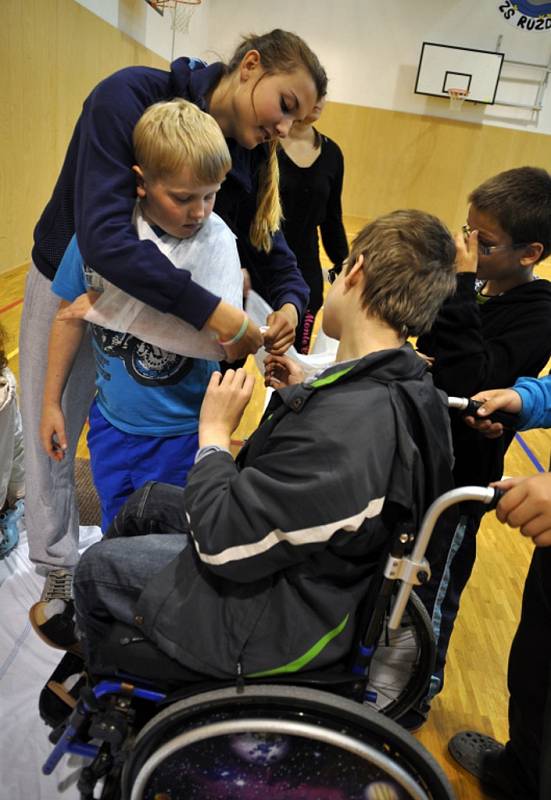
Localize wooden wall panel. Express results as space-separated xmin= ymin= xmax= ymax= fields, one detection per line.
xmin=0 ymin=0 xmax=168 ymax=275
xmin=319 ymin=101 xmax=551 ymax=231
xmin=2 ymin=1 xmax=551 ymax=275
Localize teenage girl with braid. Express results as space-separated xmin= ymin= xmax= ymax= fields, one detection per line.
xmin=22 ymin=29 xmax=326 ymax=645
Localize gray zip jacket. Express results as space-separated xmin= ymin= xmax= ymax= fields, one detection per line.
xmin=135 ymin=345 xmax=454 ymax=678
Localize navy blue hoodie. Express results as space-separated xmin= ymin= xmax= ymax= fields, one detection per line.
xmin=32 ymin=59 xmax=308 ymax=330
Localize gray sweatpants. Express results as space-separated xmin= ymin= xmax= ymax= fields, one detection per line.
xmin=19 ymin=264 xmax=96 ymax=571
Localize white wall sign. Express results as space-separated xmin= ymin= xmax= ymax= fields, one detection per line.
xmin=497 ymin=1 xmax=551 ymax=31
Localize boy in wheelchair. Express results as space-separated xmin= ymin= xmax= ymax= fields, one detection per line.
xmin=42 ymin=209 xmax=457 ymax=691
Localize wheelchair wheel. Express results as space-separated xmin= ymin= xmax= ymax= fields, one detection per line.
xmin=364 ymin=591 xmax=436 ymax=719
xmin=121 ymin=684 xmax=453 ymax=800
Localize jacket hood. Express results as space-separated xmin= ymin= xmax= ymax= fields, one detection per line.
xmin=170 ymin=58 xmax=224 ymax=111
xmin=280 ymin=344 xmax=429 ymax=411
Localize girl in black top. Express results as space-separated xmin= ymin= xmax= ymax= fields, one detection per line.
xmin=278 ymin=96 xmax=349 ymax=353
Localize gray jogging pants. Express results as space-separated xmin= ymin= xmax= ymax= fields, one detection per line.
xmin=19 ymin=264 xmax=95 ymax=571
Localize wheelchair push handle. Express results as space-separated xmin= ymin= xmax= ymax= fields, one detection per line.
xmin=448 ymin=396 xmax=520 ymax=430
xmin=388 ymin=485 xmax=504 ymax=630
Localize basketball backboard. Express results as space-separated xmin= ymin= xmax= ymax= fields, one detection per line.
xmin=415 ymin=43 xmax=504 ymax=105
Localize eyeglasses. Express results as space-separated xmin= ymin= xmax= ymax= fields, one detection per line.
xmin=462 ymin=224 xmax=529 ymax=257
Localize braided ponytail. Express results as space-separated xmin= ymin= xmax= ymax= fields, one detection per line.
xmin=250 ymin=141 xmax=282 ymax=253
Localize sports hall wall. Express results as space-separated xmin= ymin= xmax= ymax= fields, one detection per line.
xmin=1 ymin=0 xmax=167 ymax=276
xmin=3 ymin=0 xmax=551 ymax=275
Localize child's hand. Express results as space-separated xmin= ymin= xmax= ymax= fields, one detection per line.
xmin=491 ymin=473 xmax=551 ymax=547
xmin=415 ymin=350 xmax=435 ymax=367
xmin=40 ymin=403 xmax=68 ymax=461
xmin=199 ymin=368 xmax=255 ymax=448
xmin=263 ymin=305 xmax=298 ymax=354
xmin=264 ymin=354 xmax=305 ymax=388
xmin=454 ymin=228 xmax=478 ymax=274
xmin=56 ymin=291 xmax=101 ymax=321
xmin=463 ymin=388 xmax=522 ymax=438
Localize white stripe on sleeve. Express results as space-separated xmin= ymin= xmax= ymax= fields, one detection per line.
xmin=192 ymin=496 xmax=385 ymax=567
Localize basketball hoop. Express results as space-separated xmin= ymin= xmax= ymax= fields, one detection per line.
xmin=148 ymin=0 xmax=202 ymax=35
xmin=148 ymin=0 xmax=201 ymax=7
xmin=446 ymin=88 xmax=469 ymax=112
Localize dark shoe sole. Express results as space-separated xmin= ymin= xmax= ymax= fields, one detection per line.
xmin=29 ymin=601 xmax=81 ymax=654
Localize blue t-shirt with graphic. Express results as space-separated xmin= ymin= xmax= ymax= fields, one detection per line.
xmin=52 ymin=235 xmax=216 ymax=436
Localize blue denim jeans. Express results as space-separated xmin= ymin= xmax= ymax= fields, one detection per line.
xmin=73 ymin=482 xmax=190 ymax=660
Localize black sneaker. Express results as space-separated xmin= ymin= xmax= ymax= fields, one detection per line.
xmin=29 ymin=569 xmax=80 ymax=652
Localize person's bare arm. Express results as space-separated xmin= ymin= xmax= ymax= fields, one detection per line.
xmin=40 ymin=300 xmax=86 ymax=461
xmin=57 ymin=292 xmax=264 ymax=362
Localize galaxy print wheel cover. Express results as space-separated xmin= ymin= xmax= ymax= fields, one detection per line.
xmin=132 ymin=719 xmax=430 ymax=800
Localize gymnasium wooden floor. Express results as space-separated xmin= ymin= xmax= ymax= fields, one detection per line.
xmin=2 ymin=219 xmax=550 ymax=799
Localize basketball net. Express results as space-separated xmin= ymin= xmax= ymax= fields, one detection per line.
xmin=447 ymin=88 xmax=469 ymax=113
xmin=149 ymin=0 xmax=201 ymax=34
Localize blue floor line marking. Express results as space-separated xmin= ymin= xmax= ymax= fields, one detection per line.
xmin=515 ymin=432 xmax=545 ymax=473
xmin=0 ymin=619 xmax=32 ymax=681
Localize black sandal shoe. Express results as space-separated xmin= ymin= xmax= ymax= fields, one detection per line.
xmin=448 ymin=731 xmax=504 ymax=779
xmin=449 ymin=731 xmax=524 ymax=799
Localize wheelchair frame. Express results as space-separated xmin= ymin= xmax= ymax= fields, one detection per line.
xmin=41 ymin=486 xmax=501 ymax=799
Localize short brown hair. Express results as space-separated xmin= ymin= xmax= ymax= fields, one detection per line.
xmin=133 ymin=99 xmax=231 ymax=184
xmin=348 ymin=210 xmax=456 ymax=337
xmin=469 ymin=167 xmax=551 ymax=261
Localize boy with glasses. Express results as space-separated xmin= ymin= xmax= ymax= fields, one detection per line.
xmin=412 ymin=166 xmax=551 ymax=726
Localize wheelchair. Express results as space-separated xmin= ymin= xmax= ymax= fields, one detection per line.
xmin=41 ymin=485 xmax=502 ymax=800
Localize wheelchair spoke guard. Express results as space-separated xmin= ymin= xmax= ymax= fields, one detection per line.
xmin=122 ymin=684 xmax=453 ymax=800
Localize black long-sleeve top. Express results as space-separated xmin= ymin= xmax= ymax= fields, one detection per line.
xmin=278 ymin=133 xmax=349 ymax=273
xmin=417 ymin=272 xmax=551 ymax=488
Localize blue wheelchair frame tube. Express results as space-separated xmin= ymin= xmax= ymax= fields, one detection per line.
xmin=42 ymin=680 xmax=167 ymax=775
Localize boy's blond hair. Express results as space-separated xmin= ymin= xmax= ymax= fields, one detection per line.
xmin=348 ymin=209 xmax=456 ymax=337
xmin=133 ymin=99 xmax=231 ymax=185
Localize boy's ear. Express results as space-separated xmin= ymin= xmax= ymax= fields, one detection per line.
xmin=133 ymin=165 xmax=146 ymax=198
xmin=344 ymin=254 xmax=364 ymax=288
xmin=520 ymin=242 xmax=544 ymax=267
